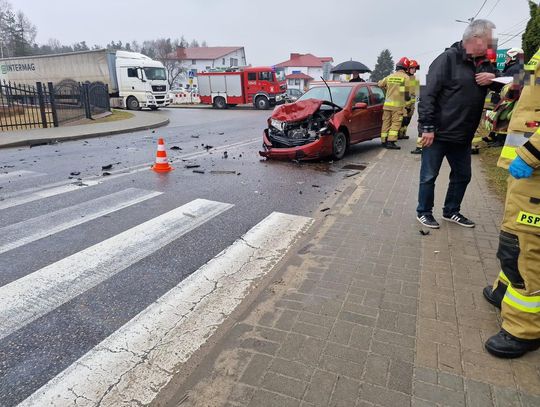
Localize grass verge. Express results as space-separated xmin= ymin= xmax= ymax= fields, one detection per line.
xmin=93 ymin=109 xmax=134 ymax=123
xmin=477 ymin=145 xmax=507 ymax=200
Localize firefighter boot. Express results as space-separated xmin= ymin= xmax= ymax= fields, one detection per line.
xmin=384 ymin=141 xmax=401 ymax=150
xmin=485 ymin=330 xmax=540 ymax=358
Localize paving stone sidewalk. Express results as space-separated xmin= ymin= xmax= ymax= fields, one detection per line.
xmin=158 ymin=140 xmax=540 ymax=407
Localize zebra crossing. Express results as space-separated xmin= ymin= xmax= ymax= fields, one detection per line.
xmin=0 ymin=168 xmax=313 ymax=406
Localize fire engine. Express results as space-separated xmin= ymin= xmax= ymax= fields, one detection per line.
xmin=198 ymin=66 xmax=287 ymax=109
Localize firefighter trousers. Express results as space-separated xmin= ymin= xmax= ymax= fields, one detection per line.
xmin=381 ymin=109 xmax=403 ymax=142
xmin=399 ymin=105 xmax=415 ymax=138
xmin=492 ymin=173 xmax=540 ymax=340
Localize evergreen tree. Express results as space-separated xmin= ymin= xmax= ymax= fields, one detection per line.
xmin=370 ymin=49 xmax=394 ymax=82
xmin=523 ymin=1 xmax=540 ymax=61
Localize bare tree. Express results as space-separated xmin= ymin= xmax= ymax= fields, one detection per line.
xmin=150 ymin=38 xmax=186 ymax=88
xmin=201 ymin=40 xmax=208 ymax=47
xmin=189 ymin=39 xmax=199 ymax=48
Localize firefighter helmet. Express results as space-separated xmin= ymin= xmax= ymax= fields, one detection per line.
xmin=507 ymin=48 xmax=524 ymax=61
xmin=396 ymin=57 xmax=410 ymax=70
xmin=409 ymin=59 xmax=420 ymax=70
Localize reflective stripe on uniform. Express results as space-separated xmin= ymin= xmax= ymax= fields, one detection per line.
xmin=384 ymin=101 xmax=404 ymax=107
xmin=388 ymin=77 xmax=404 ymax=84
xmin=389 ymin=130 xmax=399 ymax=136
xmin=503 ymin=285 xmax=540 ymax=313
xmin=498 ymin=270 xmax=510 ymax=285
xmin=498 ymin=132 xmax=532 ymax=167
xmin=525 ymin=51 xmax=540 ymax=71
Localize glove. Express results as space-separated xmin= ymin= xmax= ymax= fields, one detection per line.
xmin=509 ymin=156 xmax=534 ymax=179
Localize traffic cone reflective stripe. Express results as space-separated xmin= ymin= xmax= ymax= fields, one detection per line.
xmin=152 ymin=138 xmax=173 ymax=172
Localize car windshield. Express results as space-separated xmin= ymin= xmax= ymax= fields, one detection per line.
xmin=298 ymin=86 xmax=353 ymax=108
xmin=144 ymin=67 xmax=167 ymax=81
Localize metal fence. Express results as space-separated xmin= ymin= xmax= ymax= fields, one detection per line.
xmin=0 ymin=80 xmax=111 ymax=131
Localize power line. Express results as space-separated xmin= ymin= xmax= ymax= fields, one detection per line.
xmin=473 ymin=0 xmax=489 ymax=19
xmin=499 ymin=17 xmax=529 ymax=35
xmin=485 ymin=0 xmax=502 ymax=17
xmin=498 ymin=29 xmax=526 ymax=46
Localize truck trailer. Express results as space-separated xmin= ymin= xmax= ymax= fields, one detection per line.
xmin=0 ymin=49 xmax=170 ymax=110
xmin=198 ymin=66 xmax=287 ymax=109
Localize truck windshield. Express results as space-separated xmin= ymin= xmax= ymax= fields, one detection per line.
xmin=143 ymin=67 xmax=167 ymax=81
xmin=275 ymin=70 xmax=286 ymax=82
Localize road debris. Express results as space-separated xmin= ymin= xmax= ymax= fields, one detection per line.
xmin=312 ymin=184 xmax=320 ymax=188
xmin=102 ymin=172 xmax=111 ymax=176
xmin=101 ymin=164 xmax=113 ymax=170
xmin=170 ymin=146 xmax=182 ymax=150
xmin=191 ymin=135 xmax=199 ymax=139
xmin=210 ymin=170 xmax=236 ymax=175
xmin=192 ymin=169 xmax=205 ymax=174
xmin=70 ymin=172 xmax=81 ymax=176
xmin=222 ymin=151 xmax=228 ymax=159
xmin=419 ymin=230 xmax=430 ymax=236
xmin=204 ymin=145 xmax=213 ymax=151
xmin=320 ymin=207 xmax=330 ymax=212
xmin=184 ymin=164 xmax=200 ymax=169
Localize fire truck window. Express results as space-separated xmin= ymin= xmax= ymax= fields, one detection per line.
xmin=127 ymin=68 xmax=138 ymax=78
xmin=248 ymin=73 xmax=257 ymax=81
xmin=259 ymin=72 xmax=272 ymax=81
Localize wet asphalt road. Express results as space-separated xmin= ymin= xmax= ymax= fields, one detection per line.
xmin=0 ymin=107 xmax=384 ymax=406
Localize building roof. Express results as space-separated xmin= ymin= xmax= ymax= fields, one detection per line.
xmin=276 ymin=53 xmax=334 ymax=68
xmin=286 ymin=73 xmax=314 ymax=80
xmin=174 ymin=46 xmax=244 ymax=60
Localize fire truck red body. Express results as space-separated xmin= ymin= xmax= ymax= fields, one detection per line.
xmin=198 ymin=66 xmax=287 ymax=110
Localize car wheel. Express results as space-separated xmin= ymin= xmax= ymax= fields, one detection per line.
xmin=214 ymin=97 xmax=227 ymax=109
xmin=126 ymin=96 xmax=140 ymax=110
xmin=255 ymin=96 xmax=270 ymax=110
xmin=332 ymin=132 xmax=348 ymax=160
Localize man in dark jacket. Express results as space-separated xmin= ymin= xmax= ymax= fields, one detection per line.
xmin=416 ymin=19 xmax=497 ymax=229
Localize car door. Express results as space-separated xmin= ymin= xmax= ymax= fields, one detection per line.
xmin=368 ymin=85 xmax=385 ymax=137
xmin=349 ymin=86 xmax=372 ymax=142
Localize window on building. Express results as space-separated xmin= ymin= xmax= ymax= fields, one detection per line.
xmin=294 ymin=79 xmax=300 ymax=86
xmin=192 ymin=59 xmax=196 ymax=65
xmin=127 ymin=68 xmax=138 ymax=78
xmin=230 ymin=58 xmax=238 ymax=67
xmin=248 ymin=72 xmax=257 ymax=81
xmin=222 ymin=58 xmax=225 ymax=65
xmin=259 ymin=71 xmax=273 ymax=81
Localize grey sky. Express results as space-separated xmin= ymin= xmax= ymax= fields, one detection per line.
xmin=18 ymin=0 xmax=530 ymax=81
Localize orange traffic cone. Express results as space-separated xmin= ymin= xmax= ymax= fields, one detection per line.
xmin=152 ymin=138 xmax=174 ymax=172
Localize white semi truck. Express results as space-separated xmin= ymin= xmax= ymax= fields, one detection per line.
xmin=0 ymin=49 xmax=170 ymax=110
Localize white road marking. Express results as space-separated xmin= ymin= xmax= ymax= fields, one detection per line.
xmin=0 ymin=188 xmax=162 ymax=255
xmin=0 ymin=198 xmax=233 ymax=341
xmin=0 ymin=170 xmax=45 ymax=184
xmin=19 ymin=211 xmax=312 ymax=407
xmin=0 ymin=138 xmax=258 ymax=210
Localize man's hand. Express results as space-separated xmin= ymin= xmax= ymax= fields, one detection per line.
xmin=421 ymin=132 xmax=435 ymax=148
xmin=475 ymin=72 xmax=496 ymax=86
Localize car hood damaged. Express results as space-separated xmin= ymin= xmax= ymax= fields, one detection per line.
xmin=264 ymin=99 xmax=340 ymax=149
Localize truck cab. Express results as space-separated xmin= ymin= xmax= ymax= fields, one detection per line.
xmin=243 ymin=67 xmax=287 ymax=109
xmin=113 ymin=51 xmax=170 ymax=110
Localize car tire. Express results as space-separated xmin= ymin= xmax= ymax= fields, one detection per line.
xmin=332 ymin=131 xmax=348 ymax=160
xmin=126 ymin=96 xmax=140 ymax=111
xmin=255 ymin=96 xmax=270 ymax=110
xmin=214 ymin=97 xmax=227 ymax=109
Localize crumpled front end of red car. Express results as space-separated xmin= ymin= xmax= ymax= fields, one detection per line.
xmin=259 ymin=99 xmax=339 ymax=161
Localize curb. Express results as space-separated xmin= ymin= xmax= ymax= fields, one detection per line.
xmin=0 ymin=117 xmax=170 ymax=149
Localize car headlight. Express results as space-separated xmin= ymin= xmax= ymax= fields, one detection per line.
xmin=270 ymin=118 xmax=284 ymax=130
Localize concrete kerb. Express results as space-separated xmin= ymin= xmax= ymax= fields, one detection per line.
xmin=0 ymin=111 xmax=170 ymax=149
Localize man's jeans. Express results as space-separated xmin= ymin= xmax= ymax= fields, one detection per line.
xmin=417 ymin=140 xmax=472 ymax=216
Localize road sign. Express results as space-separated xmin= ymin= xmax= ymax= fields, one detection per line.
xmin=496 ymin=49 xmax=509 ymax=71
xmin=189 ymin=78 xmax=193 ymax=85
xmin=188 ymin=70 xmax=195 ymax=78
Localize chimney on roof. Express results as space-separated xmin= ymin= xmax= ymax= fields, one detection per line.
xmin=290 ymin=53 xmax=302 ymax=59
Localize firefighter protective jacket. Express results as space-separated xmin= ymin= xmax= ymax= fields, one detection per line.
xmin=378 ymin=70 xmax=410 ymax=111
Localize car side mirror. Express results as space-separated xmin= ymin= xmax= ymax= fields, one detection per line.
xmin=353 ymin=102 xmax=368 ymax=110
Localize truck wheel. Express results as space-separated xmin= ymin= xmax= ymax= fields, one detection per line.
xmin=126 ymin=96 xmax=140 ymax=110
xmin=331 ymin=132 xmax=348 ymax=160
xmin=213 ymin=97 xmax=227 ymax=109
xmin=255 ymin=96 xmax=270 ymax=110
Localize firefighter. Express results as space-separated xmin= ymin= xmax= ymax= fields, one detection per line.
xmin=378 ymin=57 xmax=411 ymax=150
xmin=482 ymin=47 xmax=540 ymax=358
xmin=399 ymin=59 xmax=420 ymax=140
xmin=503 ymin=48 xmax=524 ymax=77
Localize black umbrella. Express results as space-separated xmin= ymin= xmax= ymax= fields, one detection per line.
xmin=331 ymin=60 xmax=371 ymax=74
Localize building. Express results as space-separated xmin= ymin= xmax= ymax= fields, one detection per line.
xmin=275 ymin=53 xmax=334 ymax=91
xmin=171 ymin=46 xmax=247 ymax=88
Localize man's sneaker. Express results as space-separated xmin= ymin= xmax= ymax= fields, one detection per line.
xmin=417 ymin=214 xmax=440 ymax=229
xmin=442 ymin=213 xmax=475 ymax=228
xmin=410 ymin=147 xmax=422 ymax=154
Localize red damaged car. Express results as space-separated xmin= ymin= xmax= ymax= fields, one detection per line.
xmin=259 ymin=83 xmax=385 ymax=160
